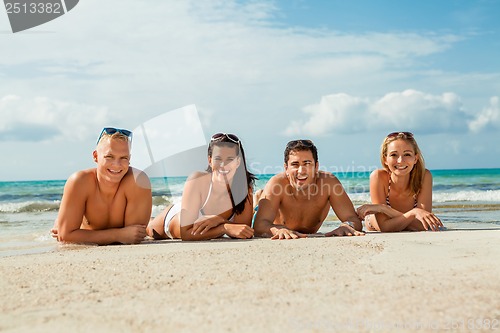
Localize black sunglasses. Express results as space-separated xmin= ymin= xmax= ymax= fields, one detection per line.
xmin=286 ymin=139 xmax=314 ymax=148
xmin=96 ymin=127 xmax=133 ymax=145
xmin=210 ymin=133 xmax=240 ymax=144
xmin=387 ymin=131 xmax=414 ymax=138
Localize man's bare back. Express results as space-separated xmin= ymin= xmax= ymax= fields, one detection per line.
xmin=52 ymin=129 xmax=152 ymax=245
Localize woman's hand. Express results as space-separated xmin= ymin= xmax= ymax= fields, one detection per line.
xmin=223 ymin=224 xmax=254 ymax=239
xmin=356 ymin=204 xmax=383 ymax=219
xmin=191 ymin=215 xmax=226 ymax=235
xmin=411 ymin=208 xmax=443 ymax=231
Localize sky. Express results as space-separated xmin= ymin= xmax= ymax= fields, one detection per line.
xmin=1 ymin=0 xmax=499 ymax=181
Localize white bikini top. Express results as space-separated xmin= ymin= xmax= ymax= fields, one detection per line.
xmin=199 ymin=181 xmax=236 ymax=222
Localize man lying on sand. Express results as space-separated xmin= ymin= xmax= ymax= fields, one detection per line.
xmin=51 ymin=127 xmax=152 ymax=245
xmin=253 ymin=139 xmax=364 ymax=240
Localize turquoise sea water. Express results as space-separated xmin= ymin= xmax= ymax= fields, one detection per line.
xmin=1 ymin=168 xmax=499 ymax=257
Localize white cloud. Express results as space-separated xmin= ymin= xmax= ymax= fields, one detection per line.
xmin=0 ymin=1 xmax=469 ymax=127
xmin=468 ymin=96 xmax=500 ymax=132
xmin=285 ymin=93 xmax=368 ymax=136
xmin=0 ymin=1 xmax=462 ymax=82
xmin=371 ymin=90 xmax=468 ymax=132
xmin=0 ymin=95 xmax=111 ymax=142
xmin=1 ymin=0 xmax=499 ymax=179
xmin=0 ymin=0 xmax=469 ymax=144
xmin=285 ymin=89 xmax=472 ymax=135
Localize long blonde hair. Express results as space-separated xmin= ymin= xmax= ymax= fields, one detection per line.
xmin=380 ymin=132 xmax=425 ymax=196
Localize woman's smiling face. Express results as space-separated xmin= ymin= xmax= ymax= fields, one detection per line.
xmin=209 ymin=145 xmax=240 ymax=182
xmin=384 ymin=139 xmax=418 ymax=175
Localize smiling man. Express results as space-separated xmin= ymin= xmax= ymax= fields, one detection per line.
xmin=253 ymin=139 xmax=364 ymax=239
xmin=52 ymin=128 xmax=152 ymax=245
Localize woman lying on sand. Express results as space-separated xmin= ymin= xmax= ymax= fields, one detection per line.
xmin=357 ymin=132 xmax=443 ymax=232
xmin=147 ymin=133 xmax=256 ymax=240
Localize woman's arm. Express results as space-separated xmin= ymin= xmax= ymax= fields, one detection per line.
xmin=416 ymin=169 xmax=433 ymax=211
xmin=180 ymin=176 xmax=254 ymax=240
xmin=232 ymin=188 xmax=254 ymax=226
xmin=179 ymin=172 xmax=220 ymax=240
xmin=413 ymin=170 xmax=443 ymax=230
xmin=357 ymin=169 xmax=414 ymax=232
xmin=357 ymin=169 xmax=442 ymax=232
xmin=191 ymin=189 xmax=254 ymax=239
xmin=221 ymin=189 xmax=255 ymax=238
xmin=183 ymin=214 xmax=254 ymax=240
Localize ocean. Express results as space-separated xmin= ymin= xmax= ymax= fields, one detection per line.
xmin=1 ymin=168 xmax=499 ymax=257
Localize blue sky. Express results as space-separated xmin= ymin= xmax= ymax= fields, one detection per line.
xmin=1 ymin=0 xmax=499 ymax=181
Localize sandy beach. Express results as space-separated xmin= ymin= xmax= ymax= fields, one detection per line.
xmin=1 ymin=230 xmax=499 ymax=333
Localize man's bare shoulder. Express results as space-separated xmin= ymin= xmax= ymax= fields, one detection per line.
xmin=262 ymin=172 xmax=288 ymax=192
xmin=316 ymin=171 xmax=350 ymax=198
xmin=61 ymin=169 xmax=96 ymax=198
xmin=266 ymin=172 xmax=288 ymax=185
xmin=318 ymin=171 xmax=340 ymax=184
xmin=124 ymin=167 xmax=152 ymax=190
xmin=67 ymin=168 xmax=96 ymax=185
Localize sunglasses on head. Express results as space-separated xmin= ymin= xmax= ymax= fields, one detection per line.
xmin=96 ymin=127 xmax=133 ymax=145
xmin=210 ymin=133 xmax=240 ymax=144
xmin=387 ymin=131 xmax=413 ymax=138
xmin=286 ymin=139 xmax=314 ymax=148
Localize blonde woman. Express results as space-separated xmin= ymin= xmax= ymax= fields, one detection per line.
xmin=357 ymin=132 xmax=443 ymax=232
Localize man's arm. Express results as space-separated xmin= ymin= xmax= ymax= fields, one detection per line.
xmin=253 ymin=177 xmax=282 ymax=237
xmin=57 ymin=171 xmax=147 ymax=245
xmin=253 ymin=176 xmax=304 ymax=239
xmin=324 ymin=175 xmax=364 ymax=237
xmin=253 ymin=197 xmax=280 ymax=237
xmin=124 ymin=168 xmax=152 ymax=226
